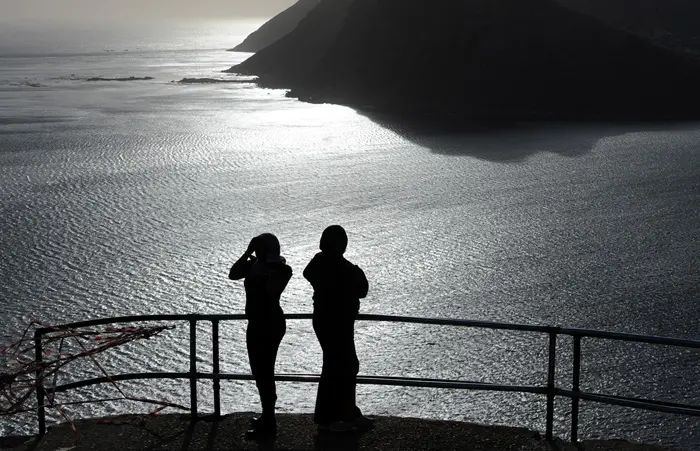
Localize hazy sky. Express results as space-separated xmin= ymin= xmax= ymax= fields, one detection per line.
xmin=0 ymin=0 xmax=297 ymax=23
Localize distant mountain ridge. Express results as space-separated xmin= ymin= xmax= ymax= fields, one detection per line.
xmin=229 ymin=0 xmax=320 ymax=52
xmin=230 ymin=0 xmax=700 ymax=120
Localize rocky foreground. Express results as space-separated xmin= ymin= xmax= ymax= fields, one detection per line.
xmin=0 ymin=413 xmax=677 ymax=451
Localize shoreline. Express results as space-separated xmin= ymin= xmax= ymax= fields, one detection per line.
xmin=0 ymin=413 xmax=677 ymax=450
xmin=224 ymin=70 xmax=700 ymax=123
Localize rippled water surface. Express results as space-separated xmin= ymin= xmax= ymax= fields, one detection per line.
xmin=1 ymin=21 xmax=699 ymax=448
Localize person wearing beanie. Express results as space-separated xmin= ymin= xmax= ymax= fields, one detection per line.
xmin=303 ymin=225 xmax=374 ymax=432
xmin=229 ymin=233 xmax=292 ymax=439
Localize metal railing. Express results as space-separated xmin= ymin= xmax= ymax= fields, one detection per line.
xmin=33 ymin=314 xmax=700 ymax=442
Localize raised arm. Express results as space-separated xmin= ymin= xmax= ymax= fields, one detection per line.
xmin=229 ymin=238 xmax=257 ymax=280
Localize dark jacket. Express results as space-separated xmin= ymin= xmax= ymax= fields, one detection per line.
xmin=303 ymin=252 xmax=368 ymax=316
xmin=229 ymin=257 xmax=293 ymax=321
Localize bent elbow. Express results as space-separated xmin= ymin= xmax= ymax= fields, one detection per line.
xmin=302 ymin=266 xmax=316 ymax=282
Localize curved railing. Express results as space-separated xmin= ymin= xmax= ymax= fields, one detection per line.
xmin=33 ymin=314 xmax=700 ymax=442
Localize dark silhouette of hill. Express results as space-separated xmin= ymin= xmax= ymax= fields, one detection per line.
xmin=229 ymin=0 xmax=320 ymax=52
xmin=226 ymin=0 xmax=355 ymax=82
xmin=232 ymin=0 xmax=700 ymax=56
xmin=230 ymin=0 xmax=700 ymax=121
xmin=556 ymin=0 xmax=700 ymax=53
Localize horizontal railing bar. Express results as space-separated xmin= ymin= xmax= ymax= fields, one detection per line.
xmin=599 ymin=393 xmax=700 ymax=411
xmin=54 ymin=373 xmax=700 ymax=417
xmin=359 ymin=377 xmax=545 ymax=393
xmin=52 ymin=372 xmax=188 ymax=392
xmin=221 ymin=373 xmax=548 ymax=394
xmin=560 ymin=328 xmax=700 ymax=349
xmin=52 ymin=372 xmax=545 ymax=396
xmin=36 ymin=316 xmax=210 ymax=336
xmin=558 ymin=390 xmax=700 ymax=417
xmin=37 ymin=314 xmax=557 ymax=338
xmin=37 ymin=314 xmax=700 ymax=349
xmin=357 ymin=314 xmax=555 ymax=334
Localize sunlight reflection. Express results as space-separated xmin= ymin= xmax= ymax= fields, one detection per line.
xmin=257 ymin=100 xmax=360 ymax=127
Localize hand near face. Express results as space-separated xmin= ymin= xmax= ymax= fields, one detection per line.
xmin=246 ymin=237 xmax=258 ymax=257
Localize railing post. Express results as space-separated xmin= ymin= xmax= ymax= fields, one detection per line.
xmin=546 ymin=330 xmax=558 ymax=441
xmin=212 ymin=320 xmax=221 ymax=418
xmin=189 ymin=317 xmax=198 ymax=418
xmin=34 ymin=330 xmax=46 ymax=436
xmin=571 ymin=335 xmax=581 ymax=443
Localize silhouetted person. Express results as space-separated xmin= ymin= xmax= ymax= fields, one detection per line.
xmin=303 ymin=225 xmax=374 ymax=432
xmin=229 ymin=233 xmax=292 ymax=439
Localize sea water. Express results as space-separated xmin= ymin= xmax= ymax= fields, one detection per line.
xmin=1 ymin=20 xmax=699 ymax=448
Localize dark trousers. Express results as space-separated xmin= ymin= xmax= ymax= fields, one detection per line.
xmin=313 ymin=313 xmax=361 ymax=424
xmin=247 ymin=317 xmax=286 ymax=415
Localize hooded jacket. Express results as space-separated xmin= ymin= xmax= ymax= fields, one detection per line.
xmin=303 ymin=252 xmax=368 ymax=316
xmin=230 ymin=257 xmax=293 ymax=321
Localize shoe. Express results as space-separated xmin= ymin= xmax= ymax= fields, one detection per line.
xmin=249 ymin=416 xmax=265 ymax=427
xmin=353 ymin=415 xmax=375 ymax=431
xmin=245 ymin=418 xmax=277 ymax=440
xmin=328 ymin=421 xmax=358 ymax=433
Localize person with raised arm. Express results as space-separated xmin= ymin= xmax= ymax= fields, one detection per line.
xmin=303 ymin=225 xmax=374 ymax=432
xmin=229 ymin=233 xmax=292 ymax=439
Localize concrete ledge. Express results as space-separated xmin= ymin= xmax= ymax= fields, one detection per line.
xmin=2 ymin=413 xmax=676 ymax=451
